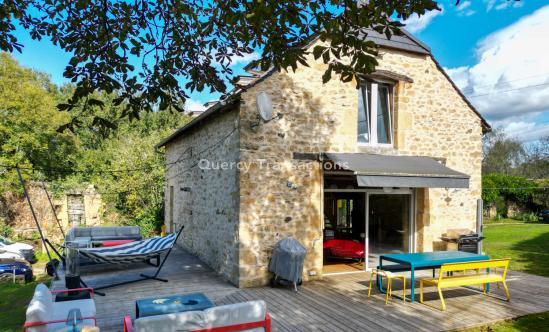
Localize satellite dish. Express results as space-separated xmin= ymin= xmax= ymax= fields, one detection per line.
xmin=256 ymin=91 xmax=273 ymax=121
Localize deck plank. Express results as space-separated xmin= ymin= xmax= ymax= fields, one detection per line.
xmin=51 ymin=247 xmax=549 ymax=332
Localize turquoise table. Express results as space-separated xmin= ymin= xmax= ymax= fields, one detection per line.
xmin=378 ymin=251 xmax=490 ymax=302
xmin=135 ymin=293 xmax=214 ymax=318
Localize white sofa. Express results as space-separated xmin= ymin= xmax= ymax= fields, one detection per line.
xmin=24 ymin=284 xmax=96 ymax=332
xmin=124 ymin=300 xmax=271 ymax=332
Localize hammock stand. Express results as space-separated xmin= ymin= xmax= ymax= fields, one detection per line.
xmin=15 ymin=166 xmax=60 ymax=280
xmin=73 ymin=225 xmax=185 ymax=296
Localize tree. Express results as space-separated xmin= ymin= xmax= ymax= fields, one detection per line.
xmin=0 ymin=52 xmax=189 ymax=235
xmin=482 ymin=129 xmax=526 ymax=176
xmin=522 ymin=136 xmax=549 ymax=179
xmin=0 ymin=53 xmax=77 ymax=192
xmin=0 ymin=0 xmax=444 ymax=128
xmin=482 ymin=173 xmax=538 ymax=217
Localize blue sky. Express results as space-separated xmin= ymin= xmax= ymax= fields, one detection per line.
xmin=10 ymin=0 xmax=549 ymax=141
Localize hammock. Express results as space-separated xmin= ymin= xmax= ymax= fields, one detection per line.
xmin=77 ymin=232 xmax=177 ymax=265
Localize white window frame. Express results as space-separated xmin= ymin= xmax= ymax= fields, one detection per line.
xmin=358 ymin=82 xmax=394 ymax=147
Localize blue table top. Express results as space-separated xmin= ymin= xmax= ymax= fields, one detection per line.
xmin=380 ymin=251 xmax=490 ymax=268
xmin=136 ymin=293 xmax=214 ymax=318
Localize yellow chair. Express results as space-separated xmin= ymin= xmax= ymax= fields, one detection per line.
xmin=368 ymin=269 xmax=407 ymax=304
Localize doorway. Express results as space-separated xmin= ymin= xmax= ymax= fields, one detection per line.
xmin=322 ymin=188 xmax=414 ymax=274
xmin=322 ymin=192 xmax=366 ymax=274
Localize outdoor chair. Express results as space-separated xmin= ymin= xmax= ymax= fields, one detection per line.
xmin=23 ymin=283 xmax=97 ymax=332
xmin=368 ymin=269 xmax=407 ymax=304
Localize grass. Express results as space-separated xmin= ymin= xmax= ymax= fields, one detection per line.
xmin=0 ymin=276 xmax=51 ymax=332
xmin=460 ymin=312 xmax=549 ymax=331
xmin=483 ymin=223 xmax=549 ymax=277
xmin=484 ymin=218 xmax=530 ymax=225
xmin=0 ymin=248 xmax=54 ymax=331
xmin=458 ymin=223 xmax=549 ymax=331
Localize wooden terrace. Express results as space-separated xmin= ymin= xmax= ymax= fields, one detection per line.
xmin=51 ymin=248 xmax=549 ymax=332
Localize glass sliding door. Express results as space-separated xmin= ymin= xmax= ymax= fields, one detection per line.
xmin=366 ymin=193 xmax=413 ymax=269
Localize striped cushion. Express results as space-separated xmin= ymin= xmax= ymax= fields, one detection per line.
xmin=78 ymin=233 xmax=177 ymax=265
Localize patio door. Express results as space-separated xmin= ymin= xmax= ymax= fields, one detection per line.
xmin=366 ymin=191 xmax=414 ymax=270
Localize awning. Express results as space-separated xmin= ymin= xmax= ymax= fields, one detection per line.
xmin=325 ymin=153 xmax=470 ymax=188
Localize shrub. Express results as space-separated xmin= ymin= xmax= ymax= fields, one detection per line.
xmin=125 ymin=207 xmax=163 ymax=238
xmin=0 ymin=222 xmax=13 ymax=238
xmin=512 ymin=212 xmax=540 ymax=223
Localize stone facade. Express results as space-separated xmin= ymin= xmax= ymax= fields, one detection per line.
xmin=164 ymin=40 xmax=485 ymax=287
xmin=164 ymin=109 xmax=241 ymax=284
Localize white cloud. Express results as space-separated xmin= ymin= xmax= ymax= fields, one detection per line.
xmin=402 ymin=5 xmax=444 ymax=34
xmin=184 ymin=99 xmax=206 ymax=113
xmin=484 ymin=0 xmax=524 ymax=12
xmin=212 ymin=48 xmax=260 ymax=66
xmin=456 ymin=1 xmax=476 ymax=16
xmin=446 ymin=5 xmax=549 ymax=141
xmin=458 ymin=1 xmax=472 ymax=10
xmin=492 ymin=118 xmax=549 ymax=142
xmin=484 ymin=0 xmax=497 ymax=11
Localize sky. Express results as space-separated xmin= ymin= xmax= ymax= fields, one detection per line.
xmin=10 ymin=0 xmax=549 ymax=142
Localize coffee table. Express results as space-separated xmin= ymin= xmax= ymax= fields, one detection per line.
xmin=135 ymin=293 xmax=214 ymax=318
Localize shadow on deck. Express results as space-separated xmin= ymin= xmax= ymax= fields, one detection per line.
xmin=51 ymin=247 xmax=549 ymax=332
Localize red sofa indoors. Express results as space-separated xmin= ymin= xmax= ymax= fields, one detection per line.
xmin=323 ymin=239 xmax=365 ymax=260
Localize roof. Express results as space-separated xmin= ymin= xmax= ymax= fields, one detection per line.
xmin=325 ymin=152 xmax=470 ymax=188
xmin=358 ymin=27 xmax=430 ymax=55
xmin=157 ymin=27 xmax=488 ymax=147
xmin=156 ymin=99 xmax=240 ymax=148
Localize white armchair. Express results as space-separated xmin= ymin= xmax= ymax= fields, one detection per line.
xmin=24 ymin=284 xmax=97 ymax=332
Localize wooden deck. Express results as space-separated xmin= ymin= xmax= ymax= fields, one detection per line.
xmin=52 ymin=247 xmax=549 ymax=332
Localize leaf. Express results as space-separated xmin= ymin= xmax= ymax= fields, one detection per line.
xmin=312 ymin=45 xmax=326 ymax=60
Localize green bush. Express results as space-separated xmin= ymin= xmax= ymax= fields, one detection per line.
xmin=512 ymin=212 xmax=539 ymax=223
xmin=125 ymin=207 xmax=163 ymax=238
xmin=0 ymin=222 xmax=13 ymax=238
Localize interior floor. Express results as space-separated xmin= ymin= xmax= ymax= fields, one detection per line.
xmin=323 ymin=257 xmax=365 ymax=274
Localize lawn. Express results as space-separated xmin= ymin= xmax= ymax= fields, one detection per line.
xmin=462 ymin=312 xmax=549 ymax=332
xmin=0 ymin=253 xmax=52 ymax=332
xmin=0 ymin=276 xmax=50 ymax=332
xmin=484 ymin=218 xmax=529 ymax=225
xmin=483 ymin=223 xmax=549 ymax=277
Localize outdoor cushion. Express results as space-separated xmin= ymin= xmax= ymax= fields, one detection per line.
xmin=323 ymin=239 xmax=365 ymax=259
xmin=25 ymin=284 xmax=96 ymax=332
xmin=99 ymin=239 xmax=135 ymax=247
xmin=134 ymin=310 xmax=205 ymax=332
xmin=204 ymin=300 xmax=266 ymax=332
xmin=133 ymin=300 xmax=267 ymax=332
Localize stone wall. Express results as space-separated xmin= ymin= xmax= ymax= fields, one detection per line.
xmin=3 ymin=184 xmax=103 ymax=244
xmin=236 ymin=41 xmax=483 ymax=286
xmin=164 ymin=108 xmax=241 ymax=285
xmin=374 ymin=49 xmax=483 ymax=251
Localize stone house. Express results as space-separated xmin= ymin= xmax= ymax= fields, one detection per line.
xmin=157 ymin=28 xmax=490 ymax=288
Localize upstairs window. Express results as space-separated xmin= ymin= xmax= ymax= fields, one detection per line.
xmin=357 ymin=81 xmax=394 ymax=145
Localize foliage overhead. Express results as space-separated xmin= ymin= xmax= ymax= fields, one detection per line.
xmin=0 ymin=0 xmax=444 ymax=129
